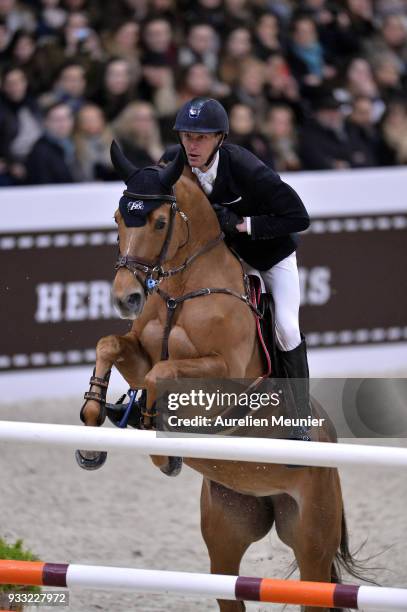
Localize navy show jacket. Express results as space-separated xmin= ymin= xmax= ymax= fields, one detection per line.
xmin=163 ymin=143 xmax=310 ymax=270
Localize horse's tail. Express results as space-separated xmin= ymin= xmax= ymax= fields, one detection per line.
xmin=331 ymin=507 xmax=379 ymax=586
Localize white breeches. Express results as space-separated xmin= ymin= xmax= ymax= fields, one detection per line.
xmin=243 ymin=251 xmax=301 ymax=352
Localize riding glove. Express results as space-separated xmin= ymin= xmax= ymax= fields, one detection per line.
xmin=212 ymin=204 xmax=243 ymax=235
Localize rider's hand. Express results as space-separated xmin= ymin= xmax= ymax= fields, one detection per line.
xmin=212 ymin=204 xmax=243 ymax=235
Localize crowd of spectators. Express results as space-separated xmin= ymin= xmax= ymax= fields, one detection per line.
xmin=1 ymin=0 xmax=407 ymax=186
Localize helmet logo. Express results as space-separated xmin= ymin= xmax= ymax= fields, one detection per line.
xmin=189 ymin=106 xmax=201 ymax=118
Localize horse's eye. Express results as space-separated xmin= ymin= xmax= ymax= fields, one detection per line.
xmin=155 ymin=218 xmax=166 ymax=230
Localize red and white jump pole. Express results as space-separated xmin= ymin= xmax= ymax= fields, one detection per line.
xmin=0 ymin=560 xmax=406 ymax=610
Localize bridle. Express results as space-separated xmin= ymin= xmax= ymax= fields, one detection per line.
xmin=114 ymin=187 xmax=261 ymax=373
xmin=115 ymin=189 xmax=199 ymax=295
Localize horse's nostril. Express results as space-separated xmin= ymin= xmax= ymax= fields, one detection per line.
xmin=126 ymin=293 xmax=141 ymax=308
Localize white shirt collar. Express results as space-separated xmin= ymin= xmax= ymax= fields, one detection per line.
xmin=191 ymin=151 xmax=219 ymax=195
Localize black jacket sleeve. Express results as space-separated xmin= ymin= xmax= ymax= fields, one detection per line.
xmin=229 ymin=145 xmax=310 ymax=240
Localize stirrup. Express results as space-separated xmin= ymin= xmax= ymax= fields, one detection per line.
xmin=79 ymin=368 xmax=111 ymax=426
xmin=106 ymin=389 xmax=145 ymax=429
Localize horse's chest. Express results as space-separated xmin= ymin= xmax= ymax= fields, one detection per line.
xmin=140 ymin=319 xmax=198 ymax=363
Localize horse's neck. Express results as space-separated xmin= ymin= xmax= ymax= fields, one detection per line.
xmin=163 ymin=175 xmax=242 ymax=293
xmin=175 ymin=173 xmax=220 ymax=252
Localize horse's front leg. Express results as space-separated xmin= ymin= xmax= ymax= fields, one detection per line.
xmin=143 ymin=355 xmax=228 ymax=474
xmin=76 ymin=332 xmax=151 ymax=470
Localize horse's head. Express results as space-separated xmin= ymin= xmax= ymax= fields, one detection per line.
xmin=110 ymin=141 xmax=185 ymax=319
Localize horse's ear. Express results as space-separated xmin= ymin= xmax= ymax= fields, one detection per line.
xmin=110 ymin=140 xmax=137 ymax=183
xmin=159 ymin=148 xmax=185 ymax=189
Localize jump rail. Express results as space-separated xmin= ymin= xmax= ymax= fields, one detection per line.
xmin=0 ymin=421 xmax=407 ymax=469
xmin=0 ymin=560 xmax=406 ymax=610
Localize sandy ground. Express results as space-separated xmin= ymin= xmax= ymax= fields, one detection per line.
xmin=0 ymin=399 xmax=406 ymax=612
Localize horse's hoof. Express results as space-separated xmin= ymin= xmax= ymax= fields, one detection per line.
xmin=75 ymin=449 xmax=107 ymax=470
xmin=159 ymin=456 xmax=183 ymax=477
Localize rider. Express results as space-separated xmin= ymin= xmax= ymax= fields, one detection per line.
xmin=162 ymin=97 xmax=312 ymax=441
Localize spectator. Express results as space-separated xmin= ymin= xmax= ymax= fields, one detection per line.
xmin=287 ymin=14 xmax=336 ymax=93
xmin=263 ymin=104 xmax=301 ymax=171
xmin=298 ymin=93 xmax=354 ymax=170
xmin=228 ymin=102 xmax=274 ymax=167
xmin=149 ymin=0 xmax=178 ymax=25
xmin=380 ymin=14 xmax=407 ymax=68
xmin=113 ymin=100 xmax=164 ymax=166
xmin=74 ymin=103 xmax=114 ymax=180
xmin=0 ymin=0 xmax=36 ymax=34
xmin=178 ymin=23 xmax=218 ymax=74
xmin=8 ymin=29 xmax=35 ymax=64
xmin=345 ymin=95 xmax=384 ymax=167
xmin=219 ymin=27 xmax=253 ymax=85
xmin=26 ymin=101 xmax=80 ymax=183
xmin=178 ymin=62 xmax=216 ymax=104
xmin=336 ymin=57 xmax=382 ymax=106
xmin=141 ymin=17 xmax=176 ymax=67
xmin=62 ymin=11 xmax=103 ymax=61
xmin=103 ymin=20 xmax=141 ymax=79
xmin=93 ymin=57 xmax=136 ymax=120
xmin=36 ymin=0 xmax=66 ymax=38
xmin=0 ymin=66 xmax=42 ymax=181
xmin=139 ymin=55 xmax=178 ymax=120
xmin=64 ymin=0 xmax=102 ymax=28
xmin=380 ymin=98 xmax=407 ymax=164
xmin=185 ymin=0 xmax=225 ymax=32
xmin=224 ymin=57 xmax=268 ymax=119
xmin=223 ymin=0 xmax=253 ymax=31
xmin=345 ymin=0 xmax=376 ymax=40
xmin=264 ymin=52 xmax=301 ymax=108
xmin=267 ymin=0 xmax=293 ymax=23
xmin=253 ymin=12 xmax=282 ymax=60
xmin=370 ymin=51 xmax=405 ymax=101
xmin=374 ymin=0 xmax=405 ymax=19
xmin=301 ymin=0 xmax=360 ymax=62
xmin=365 ymin=14 xmax=407 ymax=71
xmin=40 ymin=61 xmax=87 ymax=113
xmin=0 ymin=20 xmax=11 ymax=63
xmin=5 ymin=30 xmax=46 ymax=93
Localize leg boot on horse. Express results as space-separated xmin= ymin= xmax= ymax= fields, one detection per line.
xmin=76 ymin=332 xmax=151 ymax=470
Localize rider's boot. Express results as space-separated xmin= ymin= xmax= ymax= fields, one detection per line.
xmin=278 ymin=335 xmax=312 ymax=444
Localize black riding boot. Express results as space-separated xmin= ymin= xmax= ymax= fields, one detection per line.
xmin=278 ymin=336 xmax=312 ymax=442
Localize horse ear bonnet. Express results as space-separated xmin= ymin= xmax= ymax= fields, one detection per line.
xmin=111 ymin=141 xmax=184 ymax=227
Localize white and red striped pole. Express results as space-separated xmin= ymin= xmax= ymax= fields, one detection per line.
xmin=0 ymin=561 xmax=406 ymax=610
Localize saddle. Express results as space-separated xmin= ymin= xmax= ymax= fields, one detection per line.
xmin=105 ymin=274 xmax=280 ymax=429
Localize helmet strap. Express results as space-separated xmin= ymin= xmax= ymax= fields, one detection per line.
xmin=203 ymin=133 xmax=224 ymax=169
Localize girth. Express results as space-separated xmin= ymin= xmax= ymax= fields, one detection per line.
xmin=157 ymin=285 xmax=262 ymax=361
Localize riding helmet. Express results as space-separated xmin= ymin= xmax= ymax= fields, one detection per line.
xmin=173 ymin=98 xmax=229 ymax=134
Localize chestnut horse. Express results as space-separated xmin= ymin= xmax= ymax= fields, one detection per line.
xmin=77 ymin=142 xmax=356 ymax=612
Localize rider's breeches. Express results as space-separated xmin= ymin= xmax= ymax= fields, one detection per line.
xmin=244 ymin=251 xmax=302 ymax=352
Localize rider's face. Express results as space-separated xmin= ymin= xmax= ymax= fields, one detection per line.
xmin=180 ymin=132 xmax=221 ymax=169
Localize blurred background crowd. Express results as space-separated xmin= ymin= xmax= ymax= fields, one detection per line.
xmin=1 ymin=0 xmax=407 ymax=185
